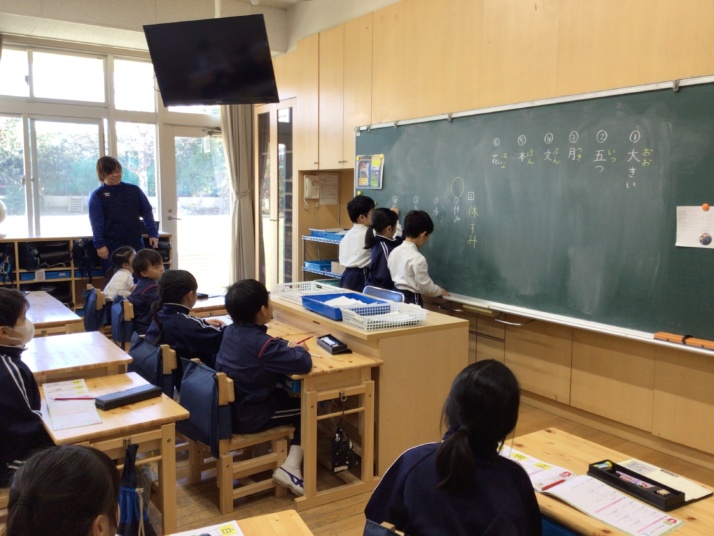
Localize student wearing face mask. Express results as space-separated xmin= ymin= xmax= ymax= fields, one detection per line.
xmin=0 ymin=288 xmax=53 ymax=486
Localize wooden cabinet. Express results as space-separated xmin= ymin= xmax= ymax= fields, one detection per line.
xmin=318 ymin=15 xmax=373 ymax=171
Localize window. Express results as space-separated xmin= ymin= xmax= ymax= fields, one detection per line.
xmin=0 ymin=49 xmax=29 ymax=97
xmin=114 ymin=59 xmax=156 ymax=112
xmin=32 ymin=51 xmax=105 ymax=102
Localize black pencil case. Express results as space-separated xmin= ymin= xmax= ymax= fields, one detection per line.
xmin=95 ymin=384 xmax=162 ymax=411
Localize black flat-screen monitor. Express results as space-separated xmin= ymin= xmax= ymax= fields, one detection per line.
xmin=143 ymin=14 xmax=279 ymax=106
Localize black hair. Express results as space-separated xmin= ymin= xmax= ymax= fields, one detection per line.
xmin=403 ymin=209 xmax=434 ymax=238
xmin=6 ymin=445 xmax=121 ymax=536
xmin=225 ymin=279 xmax=269 ymax=325
xmin=95 ymin=156 xmax=122 ymax=182
xmin=103 ymin=246 xmax=135 ymax=282
xmin=150 ymin=269 xmax=198 ymax=343
xmin=364 ymin=207 xmax=399 ymax=249
xmin=346 ymin=195 xmax=375 ymax=223
xmin=435 ymin=360 xmax=520 ymax=494
xmin=0 ymin=287 xmax=28 ymax=327
xmin=132 ymin=248 xmax=163 ymax=277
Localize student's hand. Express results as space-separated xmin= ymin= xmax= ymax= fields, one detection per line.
xmin=149 ymin=237 xmax=159 ymax=249
xmin=390 ymin=206 xmax=400 ymax=216
xmin=441 ymin=288 xmax=449 ymax=297
xmin=296 ymin=341 xmax=309 ymax=351
xmin=97 ymin=246 xmax=109 ymax=259
xmin=206 ymin=318 xmax=225 ymax=327
xmin=130 ymin=284 xmax=136 ymax=292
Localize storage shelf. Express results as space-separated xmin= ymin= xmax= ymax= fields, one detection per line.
xmin=302 ymin=235 xmax=343 ymax=245
xmin=302 ymin=266 xmax=341 ymax=278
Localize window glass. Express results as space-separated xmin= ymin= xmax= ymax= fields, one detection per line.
xmin=33 ymin=51 xmax=105 ymax=102
xmin=116 ymin=121 xmax=158 ymax=215
xmin=0 ymin=49 xmax=29 ymax=97
xmin=0 ymin=116 xmax=28 ymax=235
xmin=168 ymin=104 xmax=220 ymax=116
xmin=114 ymin=59 xmax=156 ymax=112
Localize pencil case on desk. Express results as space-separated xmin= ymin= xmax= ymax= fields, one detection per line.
xmin=95 ymin=384 xmax=162 ymax=411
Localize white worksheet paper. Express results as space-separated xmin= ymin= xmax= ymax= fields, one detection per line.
xmin=44 ymin=379 xmax=101 ymax=430
xmin=170 ymin=520 xmax=244 ymax=536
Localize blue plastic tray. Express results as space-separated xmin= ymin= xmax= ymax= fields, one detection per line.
xmin=301 ymin=292 xmax=386 ymax=320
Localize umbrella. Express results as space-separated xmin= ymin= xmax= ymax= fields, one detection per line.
xmin=117 ymin=444 xmax=157 ymax=536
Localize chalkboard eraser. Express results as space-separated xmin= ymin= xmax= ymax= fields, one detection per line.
xmin=683 ymin=337 xmax=714 ymax=351
xmin=463 ymin=304 xmax=495 ymax=316
xmin=654 ymin=332 xmax=687 ymax=344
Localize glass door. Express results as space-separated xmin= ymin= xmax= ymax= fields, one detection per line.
xmin=255 ymin=99 xmax=294 ymax=289
xmin=160 ymin=126 xmax=231 ymax=291
xmin=0 ymin=115 xmax=27 ymax=236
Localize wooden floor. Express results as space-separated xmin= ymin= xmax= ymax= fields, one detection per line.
xmin=149 ymin=401 xmax=714 ymax=535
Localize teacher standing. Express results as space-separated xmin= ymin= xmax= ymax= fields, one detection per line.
xmin=88 ymin=156 xmax=159 ymax=273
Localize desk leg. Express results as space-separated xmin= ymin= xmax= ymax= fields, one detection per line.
xmin=362 ymin=379 xmax=375 ymax=483
xmin=158 ymin=423 xmax=177 ymax=534
xmin=301 ymin=385 xmax=318 ymax=502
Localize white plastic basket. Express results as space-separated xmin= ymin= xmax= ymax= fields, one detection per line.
xmin=341 ymin=302 xmax=427 ymax=331
xmin=272 ymin=281 xmax=337 ymax=305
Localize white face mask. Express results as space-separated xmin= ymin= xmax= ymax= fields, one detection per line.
xmin=3 ymin=320 xmax=35 ymax=346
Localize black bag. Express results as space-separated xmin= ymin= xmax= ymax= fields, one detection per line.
xmin=18 ymin=242 xmax=40 ymax=270
xmin=331 ymin=427 xmax=358 ymax=473
xmin=36 ymin=242 xmax=71 ymax=268
xmin=72 ymin=238 xmax=100 ymax=281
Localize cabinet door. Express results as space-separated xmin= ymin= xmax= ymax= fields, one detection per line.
xmin=343 ymin=14 xmax=373 ymax=168
xmin=318 ymin=25 xmax=345 ymax=169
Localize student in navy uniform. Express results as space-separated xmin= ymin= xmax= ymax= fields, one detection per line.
xmin=388 ymin=209 xmax=448 ymax=306
xmin=88 ymin=156 xmax=159 ymax=274
xmin=364 ymin=207 xmax=402 ymax=290
xmin=338 ymin=195 xmax=375 ymax=292
xmin=5 ymin=445 xmax=121 ymax=536
xmin=365 ymin=360 xmax=542 ymax=536
xmin=0 ymin=288 xmax=53 ymax=486
xmin=215 ymin=279 xmax=312 ymax=496
xmin=128 ymin=248 xmax=164 ymax=335
xmin=145 ymin=269 xmax=225 ymax=369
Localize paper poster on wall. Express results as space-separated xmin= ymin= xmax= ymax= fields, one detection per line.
xmin=675 ymin=206 xmax=714 ymax=248
xmin=355 ymin=154 xmax=384 ymax=189
xmin=319 ymin=175 xmax=339 ymax=205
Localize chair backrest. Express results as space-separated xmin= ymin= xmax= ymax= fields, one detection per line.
xmin=176 ymin=358 xmax=232 ymax=457
xmin=363 ymin=285 xmax=405 ymax=303
xmin=111 ymin=298 xmax=135 ymax=348
xmin=82 ymin=284 xmax=108 ymax=332
xmin=127 ymin=332 xmax=176 ymax=396
xmin=363 ymin=520 xmax=401 ymax=536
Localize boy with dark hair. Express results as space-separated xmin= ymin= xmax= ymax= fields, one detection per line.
xmin=388 ymin=210 xmax=449 ymax=306
xmin=338 ymin=194 xmax=376 ymax=291
xmin=0 ymin=288 xmax=53 ymax=485
xmin=128 ymin=248 xmax=164 ymax=334
xmin=215 ymin=279 xmax=312 ymax=496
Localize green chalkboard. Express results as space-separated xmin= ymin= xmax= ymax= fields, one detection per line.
xmin=356 ymin=79 xmax=714 ymax=339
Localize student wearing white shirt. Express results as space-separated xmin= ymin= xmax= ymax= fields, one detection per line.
xmin=338 ymin=195 xmax=375 ymax=292
xmin=388 ymin=210 xmax=448 ymax=306
xmin=102 ymin=246 xmax=135 ymax=301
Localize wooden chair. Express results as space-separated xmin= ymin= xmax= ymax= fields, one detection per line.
xmin=110 ymin=298 xmax=135 ymax=351
xmin=363 ymin=285 xmax=405 ymax=303
xmin=0 ymin=487 xmax=8 ymax=530
xmin=82 ymin=284 xmax=109 ymax=333
xmin=177 ymin=359 xmax=294 ymax=514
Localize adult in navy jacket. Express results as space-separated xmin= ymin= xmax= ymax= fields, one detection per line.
xmin=365 ymin=360 xmax=542 ymax=536
xmin=88 ymin=156 xmax=159 ymax=273
xmin=0 ymin=288 xmax=53 ymax=486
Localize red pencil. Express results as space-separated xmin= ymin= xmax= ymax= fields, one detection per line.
xmin=295 ymin=336 xmax=313 ymax=345
xmin=52 ymin=397 xmax=95 ymax=401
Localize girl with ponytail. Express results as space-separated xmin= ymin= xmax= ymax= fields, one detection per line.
xmin=365 ymin=360 xmax=541 ymax=535
xmin=364 ymin=207 xmax=402 ymax=290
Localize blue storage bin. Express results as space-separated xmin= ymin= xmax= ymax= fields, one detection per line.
xmin=46 ymin=270 xmax=71 ymax=279
xmin=303 ymin=260 xmax=334 ymax=272
xmin=301 ymin=292 xmax=386 ymax=320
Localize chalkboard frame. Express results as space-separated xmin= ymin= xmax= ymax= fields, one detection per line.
xmin=355 ymin=75 xmax=714 ymax=346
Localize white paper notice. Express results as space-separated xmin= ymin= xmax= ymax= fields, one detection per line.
xmin=44 ymin=379 xmax=101 ymax=431
xmin=544 ymin=475 xmax=684 ymax=536
xmin=675 ymin=206 xmax=714 ymax=248
xmin=319 ymin=174 xmax=339 ymax=205
xmin=170 ymin=520 xmax=244 ymax=536
xmin=500 ymin=446 xmax=575 ymax=492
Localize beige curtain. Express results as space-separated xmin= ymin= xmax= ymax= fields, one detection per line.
xmin=221 ymin=104 xmax=255 ymax=282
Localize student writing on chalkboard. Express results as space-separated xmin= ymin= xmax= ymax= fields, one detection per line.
xmin=338 ymin=195 xmax=376 ymax=292
xmin=388 ymin=210 xmax=448 ymax=306
xmin=364 ymin=207 xmax=403 ymax=290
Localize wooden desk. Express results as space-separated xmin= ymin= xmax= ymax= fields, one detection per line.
xmin=190 ymin=295 xmax=226 ymax=318
xmin=39 ymin=373 xmax=189 ymax=534
xmin=513 ymin=428 xmax=714 ymax=535
xmin=25 ymin=331 xmax=131 ymax=384
xmin=238 ymin=510 xmax=314 ymax=535
xmin=271 ymin=296 xmax=469 ymax=476
xmin=26 ymin=291 xmax=82 ymax=335
xmin=267 ymin=322 xmax=383 ymax=511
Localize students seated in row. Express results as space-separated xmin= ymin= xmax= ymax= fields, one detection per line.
xmin=0 ymin=288 xmax=53 ymax=486
xmin=5 ymin=445 xmax=121 ymax=536
xmin=102 ymin=246 xmax=135 ymax=301
xmin=128 ymin=248 xmax=164 ymax=335
xmin=365 ymin=360 xmax=542 ymax=535
xmin=365 ymin=207 xmax=403 ymax=290
xmin=388 ymin=210 xmax=448 ymax=306
xmin=339 ymin=195 xmax=375 ymax=292
xmin=215 ymin=279 xmax=312 ymax=496
xmin=145 ymin=269 xmax=224 ymax=368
